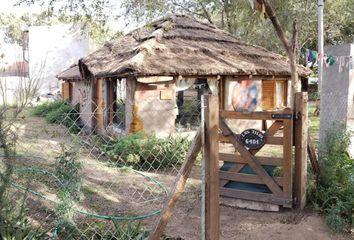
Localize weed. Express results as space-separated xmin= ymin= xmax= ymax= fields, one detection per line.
xmin=54 ymin=144 xmax=82 ymax=238
xmin=308 ymin=124 xmax=354 ymax=232
xmin=100 ymin=132 xmax=191 ymax=170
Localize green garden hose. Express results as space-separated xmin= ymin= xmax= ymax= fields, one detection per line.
xmin=1 ymin=154 xmax=169 ymax=221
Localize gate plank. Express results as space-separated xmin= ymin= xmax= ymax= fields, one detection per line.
xmin=220 ymin=110 xmax=291 ymax=120
xmin=220 ymin=188 xmax=292 ymax=207
xmin=220 ymin=171 xmax=283 ymax=186
xmin=219 ymin=134 xmax=283 ymax=145
xmin=219 ymin=118 xmax=284 ymax=196
xmin=282 ymin=117 xmax=293 ymax=200
xmin=219 ymin=153 xmax=282 ymax=165
xmin=294 ymin=92 xmax=308 ymax=209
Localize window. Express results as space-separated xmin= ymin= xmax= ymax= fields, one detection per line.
xmin=261 ymin=80 xmax=287 ymax=110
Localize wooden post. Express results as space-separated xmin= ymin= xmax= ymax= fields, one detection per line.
xmin=294 ymin=92 xmax=308 ymax=209
xmin=204 ymin=95 xmax=220 ymax=240
xmin=148 ymin=129 xmax=202 ymax=240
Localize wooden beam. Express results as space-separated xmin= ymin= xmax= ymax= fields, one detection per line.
xmin=220 ymin=188 xmax=292 ymax=207
xmin=282 ymin=117 xmax=293 ymax=201
xmin=137 ymin=76 xmax=174 ymax=83
xmin=148 ymin=129 xmax=202 ymax=240
xmin=220 ymin=171 xmax=283 ymax=186
xmin=307 ymin=133 xmax=320 ymax=181
xmin=219 ymin=119 xmax=283 ymax=196
xmin=219 ymin=153 xmax=282 ymax=166
xmin=294 ymin=92 xmax=308 ymax=209
xmin=219 ymin=134 xmax=283 ymax=145
xmin=220 ymin=109 xmax=293 ymax=120
xmin=204 ymin=95 xmax=220 ymax=240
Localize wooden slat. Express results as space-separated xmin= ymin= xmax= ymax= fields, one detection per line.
xmin=219 ymin=119 xmax=283 ymax=196
xmin=262 ymin=81 xmax=276 ymax=110
xmin=220 ymin=171 xmax=283 ymax=186
xmin=220 ymin=187 xmax=292 ymax=207
xmin=219 ymin=134 xmax=283 ymax=145
xmin=307 ymin=133 xmax=320 ymax=181
xmin=220 ymin=110 xmax=293 ymax=120
xmin=294 ymin=92 xmax=308 ymax=210
xmin=148 ymin=129 xmax=202 ymax=240
xmin=219 ymin=153 xmax=282 ymax=166
xmin=282 ymin=117 xmax=293 ymax=201
xmin=204 ymin=95 xmax=220 ymax=240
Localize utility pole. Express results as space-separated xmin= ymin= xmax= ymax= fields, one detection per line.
xmin=318 ymin=0 xmax=324 ymax=92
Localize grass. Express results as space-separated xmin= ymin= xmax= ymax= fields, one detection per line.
xmin=308 ymin=102 xmax=320 ymax=145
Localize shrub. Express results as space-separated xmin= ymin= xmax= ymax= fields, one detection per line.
xmin=32 ymin=100 xmax=65 ymax=117
xmin=32 ymin=101 xmax=81 ymax=134
xmin=101 ymin=132 xmax=191 ymax=170
xmin=308 ymin=124 xmax=354 ymax=232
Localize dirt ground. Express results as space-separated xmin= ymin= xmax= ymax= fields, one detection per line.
xmin=163 ymin=168 xmax=352 ymax=240
xmin=8 ymin=115 xmax=353 ymax=239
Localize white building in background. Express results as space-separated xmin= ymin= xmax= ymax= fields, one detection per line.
xmin=28 ymin=24 xmax=89 ymax=94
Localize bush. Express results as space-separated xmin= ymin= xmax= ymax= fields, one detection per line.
xmin=308 ymin=124 xmax=354 ymax=232
xmin=100 ymin=132 xmax=191 ymax=170
xmin=32 ymin=101 xmax=65 ymax=117
xmin=32 ymin=101 xmax=81 ymax=134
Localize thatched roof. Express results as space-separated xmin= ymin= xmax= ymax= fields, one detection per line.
xmin=78 ymin=14 xmax=310 ymax=79
xmin=57 ymin=64 xmax=81 ymax=80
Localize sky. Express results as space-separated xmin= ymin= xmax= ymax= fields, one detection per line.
xmin=0 ymin=0 xmax=131 ymax=32
xmin=0 ymin=0 xmax=43 ymax=15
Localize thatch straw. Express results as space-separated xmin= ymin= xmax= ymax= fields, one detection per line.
xmin=76 ymin=14 xmax=310 ymax=79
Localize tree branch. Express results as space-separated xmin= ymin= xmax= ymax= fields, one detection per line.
xmin=261 ymin=0 xmax=300 ymax=107
xmin=197 ymin=0 xmax=214 ymax=24
xmin=171 ymin=0 xmax=213 ymax=24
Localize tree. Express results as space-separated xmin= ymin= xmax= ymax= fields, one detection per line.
xmin=0 ymin=11 xmax=121 ymax=51
xmin=13 ymin=0 xmax=353 ymax=53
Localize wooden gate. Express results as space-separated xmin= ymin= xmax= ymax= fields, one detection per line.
xmin=218 ymin=109 xmax=293 ymax=208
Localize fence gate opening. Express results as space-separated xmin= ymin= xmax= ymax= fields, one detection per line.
xmin=218 ymin=108 xmax=294 ymax=208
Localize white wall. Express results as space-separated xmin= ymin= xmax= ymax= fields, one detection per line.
xmin=0 ymin=76 xmax=28 ymax=105
xmin=28 ymin=24 xmax=89 ymax=94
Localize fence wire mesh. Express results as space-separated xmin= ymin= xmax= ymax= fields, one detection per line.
xmin=0 ymin=84 xmax=206 ymax=239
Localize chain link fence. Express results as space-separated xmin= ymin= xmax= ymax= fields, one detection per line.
xmin=0 ymin=85 xmax=206 ymax=239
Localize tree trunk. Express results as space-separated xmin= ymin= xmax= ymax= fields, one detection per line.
xmin=262 ymin=0 xmax=300 ymax=107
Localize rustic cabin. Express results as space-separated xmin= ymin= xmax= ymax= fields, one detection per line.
xmin=57 ymin=14 xmax=309 ymax=137
xmin=58 ymin=14 xmax=311 ymax=209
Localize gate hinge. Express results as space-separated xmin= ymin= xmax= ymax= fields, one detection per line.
xmin=293 ymin=112 xmax=300 ymax=120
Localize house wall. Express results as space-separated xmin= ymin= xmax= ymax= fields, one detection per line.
xmin=130 ymin=78 xmax=177 ymax=137
xmin=28 ymin=24 xmax=89 ymax=94
xmin=73 ymin=80 xmax=95 ymax=133
xmin=0 ymin=76 xmax=27 ymax=105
